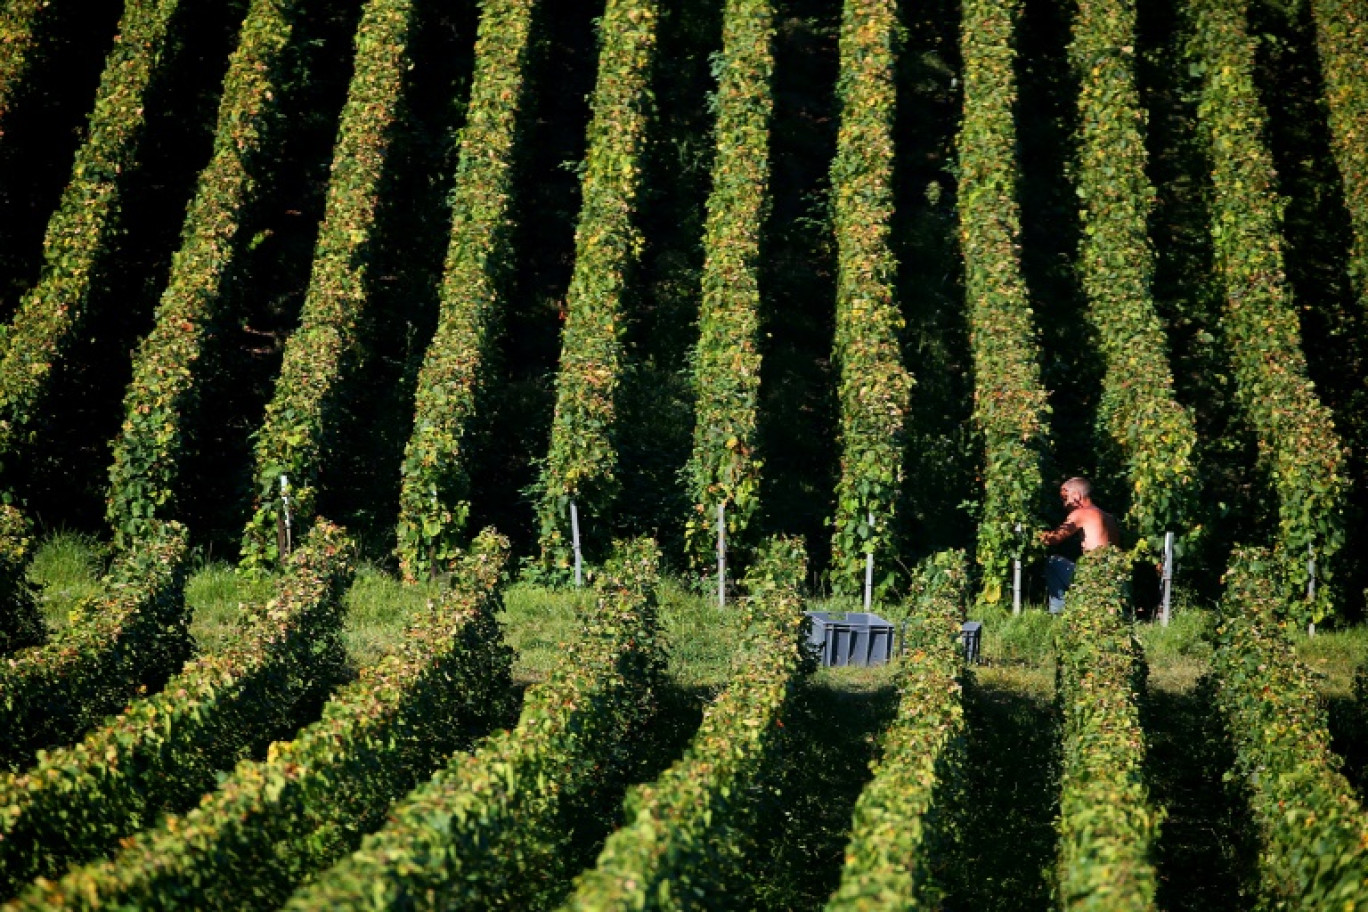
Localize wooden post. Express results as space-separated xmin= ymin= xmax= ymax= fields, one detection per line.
xmin=1161 ymin=531 xmax=1175 ymax=627
xmin=570 ymin=500 xmax=583 ymax=588
xmin=717 ymin=502 xmax=726 ymax=608
xmin=864 ymin=513 xmax=874 ymax=611
xmin=1012 ymin=522 xmax=1022 ymax=616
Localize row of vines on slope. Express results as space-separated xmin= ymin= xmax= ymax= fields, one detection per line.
xmin=287 ymin=539 xmax=665 ymax=910
xmin=1053 ymin=547 xmax=1160 ymax=910
xmin=0 ymin=0 xmax=184 ymax=461
xmin=0 ymin=522 xmax=188 ymax=773
xmin=0 ymin=521 xmax=354 ymax=899
xmin=561 ymin=537 xmax=808 ymax=910
xmin=1213 ymin=548 xmax=1368 ymax=907
xmin=1309 ymin=0 xmax=1368 ymax=314
xmin=1069 ymin=0 xmax=1197 ymax=556
xmin=0 ymin=0 xmax=52 ymax=137
xmin=239 ymin=0 xmax=417 ymax=572
xmin=534 ymin=0 xmax=659 ymax=576
xmin=825 ymin=550 xmax=968 ymax=909
xmin=957 ymin=0 xmax=1051 ymax=606
xmin=1186 ymin=0 xmax=1348 ymax=626
xmin=17 ymin=531 xmax=511 ymax=911
xmin=683 ymin=0 xmax=774 ymax=577
xmin=394 ymin=0 xmax=538 ymax=582
xmin=827 ymin=0 xmax=914 ymax=595
xmin=0 ymin=505 xmax=42 ymax=654
xmin=105 ymin=0 xmax=303 ymax=548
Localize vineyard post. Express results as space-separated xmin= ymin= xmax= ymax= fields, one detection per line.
xmin=1161 ymin=530 xmax=1175 ymax=627
xmin=1307 ymin=543 xmax=1316 ymax=636
xmin=716 ymin=502 xmax=726 ymax=608
xmin=571 ymin=500 xmax=582 ymax=587
xmin=280 ymin=475 xmax=292 ymax=558
xmin=864 ymin=513 xmax=874 ymax=611
xmin=1012 ymin=522 xmax=1022 ymax=615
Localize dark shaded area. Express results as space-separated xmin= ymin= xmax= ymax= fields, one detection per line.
xmin=1016 ymin=0 xmax=1110 ymax=507
xmin=463 ymin=2 xmax=601 ymax=563
xmin=893 ymin=0 xmax=977 ymax=564
xmin=1246 ymin=0 xmax=1368 ymax=624
xmin=13 ymin=0 xmax=251 ymax=537
xmin=756 ymin=1 xmax=841 ymax=586
xmin=1328 ymin=692 xmax=1368 ymax=802
xmin=315 ymin=0 xmax=482 ymax=563
xmin=749 ymin=678 xmax=901 ymax=910
xmin=0 ymin=1 xmax=122 ymax=323
xmin=613 ymin=0 xmax=723 ymax=571
xmin=1135 ymin=0 xmax=1263 ymax=599
xmin=1146 ymin=681 xmax=1260 ymax=911
xmin=178 ymin=0 xmax=366 ymax=560
xmin=943 ymin=679 xmax=1059 ymax=911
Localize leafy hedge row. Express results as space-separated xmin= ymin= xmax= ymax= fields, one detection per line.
xmin=1053 ymin=548 xmax=1160 ymax=911
xmin=828 ymin=0 xmax=914 ymax=594
xmin=105 ymin=0 xmax=303 ymax=547
xmin=1310 ymin=0 xmax=1368 ymax=310
xmin=0 ymin=521 xmax=189 ymax=774
xmin=957 ymin=0 xmax=1051 ymax=606
xmin=0 ymin=0 xmax=184 ymax=458
xmin=0 ymin=521 xmax=353 ymax=898
xmin=561 ymin=537 xmax=808 ymax=910
xmin=394 ymin=0 xmax=538 ymax=582
xmin=286 ymin=539 xmax=665 ymax=910
xmin=1069 ymin=0 xmax=1197 ymax=555
xmin=826 ymin=550 xmax=968 ymax=910
xmin=0 ymin=0 xmax=51 ymax=136
xmin=534 ymin=0 xmax=659 ymax=575
xmin=682 ymin=0 xmax=774 ymax=575
xmin=1211 ymin=547 xmax=1368 ymax=908
xmin=240 ymin=0 xmax=417 ymax=572
xmin=0 ymin=505 xmax=42 ymax=655
xmin=1186 ymin=0 xmax=1348 ymax=625
xmin=16 ymin=531 xmax=512 ymax=911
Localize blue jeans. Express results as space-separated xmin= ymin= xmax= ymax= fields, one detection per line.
xmin=1046 ymin=556 xmax=1075 ymax=613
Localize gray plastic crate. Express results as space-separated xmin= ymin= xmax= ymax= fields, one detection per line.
xmin=804 ymin=611 xmax=895 ymax=667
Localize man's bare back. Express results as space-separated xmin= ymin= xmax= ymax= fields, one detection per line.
xmin=1038 ymin=479 xmax=1120 ymax=551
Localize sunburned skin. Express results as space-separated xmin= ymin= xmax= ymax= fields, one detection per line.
xmin=1038 ymin=481 xmax=1120 ymax=551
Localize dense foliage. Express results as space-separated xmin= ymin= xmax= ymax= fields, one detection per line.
xmin=0 ymin=505 xmax=42 ymax=655
xmin=240 ymin=0 xmax=417 ymax=572
xmin=682 ymin=0 xmax=774 ymax=576
xmin=826 ymin=549 xmax=968 ymax=909
xmin=0 ymin=0 xmax=50 ymax=136
xmin=0 ymin=0 xmax=183 ymax=458
xmin=1069 ymin=0 xmax=1197 ymax=555
xmin=560 ymin=537 xmax=808 ymax=909
xmin=1186 ymin=0 xmax=1348 ymax=624
xmin=1309 ymin=0 xmax=1368 ymax=313
xmin=105 ymin=0 xmax=303 ymax=546
xmin=957 ymin=0 xmax=1051 ymax=606
xmin=394 ymin=0 xmax=538 ymax=582
xmin=0 ymin=521 xmax=188 ymax=773
xmin=15 ymin=530 xmax=510 ymax=911
xmin=534 ymin=0 xmax=658 ymax=575
xmin=827 ymin=0 xmax=913 ymax=594
xmin=1212 ymin=547 xmax=1368 ymax=908
xmin=0 ymin=521 xmax=352 ymax=898
xmin=286 ymin=539 xmax=665 ymax=910
xmin=1053 ymin=547 xmax=1159 ymax=910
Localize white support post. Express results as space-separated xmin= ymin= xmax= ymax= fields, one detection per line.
xmin=280 ymin=474 xmax=292 ymax=558
xmin=864 ymin=513 xmax=875 ymax=611
xmin=716 ymin=502 xmax=726 ymax=609
xmin=1307 ymin=543 xmax=1316 ymax=637
xmin=1012 ymin=522 xmax=1022 ymax=616
xmin=570 ymin=500 xmax=583 ymax=588
xmin=1161 ymin=531 xmax=1175 ymax=628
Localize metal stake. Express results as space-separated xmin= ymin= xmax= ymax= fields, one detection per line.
xmin=570 ymin=500 xmax=583 ymax=588
xmin=1161 ymin=531 xmax=1175 ymax=627
xmin=717 ymin=502 xmax=726 ymax=608
xmin=1012 ymin=522 xmax=1022 ymax=615
xmin=1307 ymin=543 xmax=1316 ymax=637
xmin=280 ymin=474 xmax=293 ymax=558
xmin=864 ymin=513 xmax=874 ymax=611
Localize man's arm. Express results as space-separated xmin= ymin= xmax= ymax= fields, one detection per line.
xmin=1039 ymin=511 xmax=1082 ymax=547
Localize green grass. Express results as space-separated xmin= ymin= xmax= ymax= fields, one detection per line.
xmin=183 ymin=561 xmax=275 ymax=656
xmin=26 ymin=530 xmax=107 ymax=632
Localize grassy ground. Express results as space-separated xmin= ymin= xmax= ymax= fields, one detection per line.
xmin=23 ymin=532 xmax=1368 ymax=910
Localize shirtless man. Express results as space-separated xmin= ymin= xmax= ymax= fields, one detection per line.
xmin=1036 ymin=477 xmax=1120 ymax=612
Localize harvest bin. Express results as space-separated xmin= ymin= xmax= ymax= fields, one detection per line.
xmin=804 ymin=611 xmax=895 ymax=667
